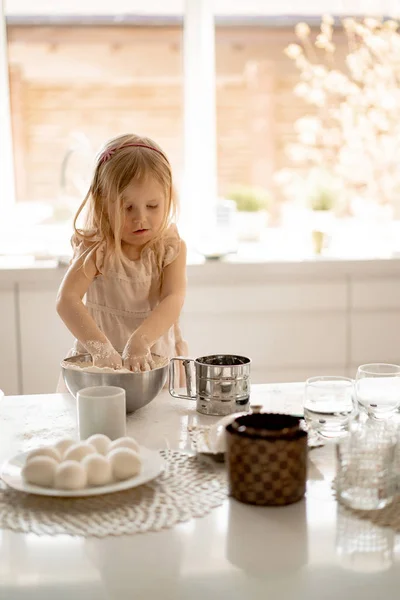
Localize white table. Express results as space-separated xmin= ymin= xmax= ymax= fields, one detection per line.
xmin=0 ymin=384 xmax=399 ymax=600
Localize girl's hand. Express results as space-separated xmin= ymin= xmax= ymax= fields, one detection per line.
xmin=122 ymin=334 xmax=155 ymax=372
xmin=86 ymin=341 xmax=123 ymax=370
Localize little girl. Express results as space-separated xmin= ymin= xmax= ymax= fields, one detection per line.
xmin=57 ymin=133 xmax=188 ymax=373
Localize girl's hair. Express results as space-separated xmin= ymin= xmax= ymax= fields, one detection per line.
xmin=73 ymin=133 xmax=177 ymax=272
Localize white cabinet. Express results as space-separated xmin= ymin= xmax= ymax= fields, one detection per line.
xmin=19 ymin=284 xmax=73 ymax=394
xmin=0 ymin=286 xmax=19 ymax=394
xmin=181 ymin=280 xmax=348 ymax=383
xmin=350 ymin=278 xmax=400 ymax=367
xmin=184 ymin=266 xmax=400 ymax=383
xmin=2 ymin=262 xmax=400 ymax=395
xmin=350 ymin=313 xmax=400 ymax=365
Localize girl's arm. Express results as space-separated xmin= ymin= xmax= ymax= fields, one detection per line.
xmin=56 ymin=251 xmax=122 ymax=369
xmin=122 ymin=240 xmax=187 ymax=371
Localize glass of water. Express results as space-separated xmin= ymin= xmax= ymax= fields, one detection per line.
xmin=355 ymin=363 xmax=400 ymax=420
xmin=304 ymin=376 xmax=357 ymax=439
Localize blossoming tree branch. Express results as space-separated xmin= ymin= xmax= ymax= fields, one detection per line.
xmin=281 ymin=15 xmax=400 ymax=214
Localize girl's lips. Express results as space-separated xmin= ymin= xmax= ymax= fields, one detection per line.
xmin=132 ymin=229 xmax=149 ymax=235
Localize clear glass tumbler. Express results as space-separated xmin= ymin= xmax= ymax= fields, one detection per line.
xmin=304 ymin=376 xmax=357 ymax=439
xmin=336 ymin=420 xmax=397 ymax=510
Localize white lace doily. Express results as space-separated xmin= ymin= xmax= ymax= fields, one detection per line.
xmin=0 ymin=450 xmax=227 ymax=538
xmin=188 ymin=423 xmax=324 ymax=456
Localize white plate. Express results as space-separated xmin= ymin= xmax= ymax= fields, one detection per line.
xmin=1 ymin=446 xmax=164 ymax=498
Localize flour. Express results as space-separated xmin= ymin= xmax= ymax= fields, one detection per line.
xmin=62 ymin=355 xmax=168 ymax=373
xmin=62 ymin=362 xmax=132 ymax=374
xmin=85 ymin=340 xmax=116 ymax=360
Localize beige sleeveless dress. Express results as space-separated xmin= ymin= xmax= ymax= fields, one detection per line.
xmin=57 ymin=225 xmax=187 ymax=390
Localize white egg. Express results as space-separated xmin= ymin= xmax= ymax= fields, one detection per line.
xmin=26 ymin=446 xmax=61 ymax=464
xmin=86 ymin=434 xmax=111 ymax=456
xmin=63 ymin=442 xmax=97 ymax=462
xmin=108 ymin=448 xmax=142 ymax=481
xmin=108 ymin=436 xmax=140 ymax=454
xmin=54 ymin=438 xmax=76 ymax=458
xmin=82 ymin=454 xmax=113 ymax=486
xmin=54 ymin=460 xmax=87 ymax=490
xmin=22 ymin=456 xmax=58 ymax=487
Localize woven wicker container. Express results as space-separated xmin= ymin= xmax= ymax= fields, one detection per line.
xmin=226 ymin=413 xmax=308 ymax=506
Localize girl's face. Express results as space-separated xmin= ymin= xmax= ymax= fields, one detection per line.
xmin=119 ymin=176 xmax=166 ymax=251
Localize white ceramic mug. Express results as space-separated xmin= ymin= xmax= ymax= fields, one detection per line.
xmin=77 ymin=386 xmax=126 ymax=441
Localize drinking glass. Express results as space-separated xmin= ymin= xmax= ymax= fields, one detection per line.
xmin=355 ymin=363 xmax=400 ymax=420
xmin=304 ymin=376 xmax=357 ymax=439
xmin=77 ymin=386 xmax=126 ymax=440
xmin=336 ymin=419 xmax=397 ymax=510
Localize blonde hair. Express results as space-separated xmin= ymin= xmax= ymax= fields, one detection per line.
xmin=73 ymin=133 xmax=178 ymax=272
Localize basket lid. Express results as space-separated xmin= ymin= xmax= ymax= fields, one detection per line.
xmin=227 ymin=413 xmax=305 ymax=440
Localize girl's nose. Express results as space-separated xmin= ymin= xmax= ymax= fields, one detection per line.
xmin=131 ymin=206 xmax=145 ymax=222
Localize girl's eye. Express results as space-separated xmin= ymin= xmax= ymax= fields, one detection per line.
xmin=125 ymin=205 xmax=133 ymax=212
xmin=147 ymin=205 xmax=158 ymax=210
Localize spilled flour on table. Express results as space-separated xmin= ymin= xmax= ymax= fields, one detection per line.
xmin=15 ymin=403 xmax=76 ymax=451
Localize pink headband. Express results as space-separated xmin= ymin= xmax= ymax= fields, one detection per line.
xmin=99 ymin=143 xmax=168 ymax=165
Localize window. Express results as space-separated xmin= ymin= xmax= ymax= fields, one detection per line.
xmin=4 ymin=2 xmax=184 ymax=245
xmin=2 ymin=0 xmax=400 ymax=260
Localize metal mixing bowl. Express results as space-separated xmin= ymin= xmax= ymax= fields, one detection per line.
xmin=61 ymin=353 xmax=168 ymax=413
